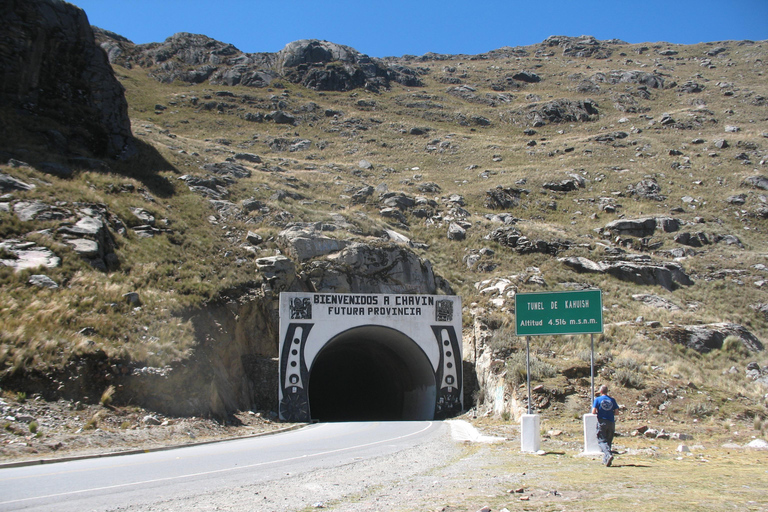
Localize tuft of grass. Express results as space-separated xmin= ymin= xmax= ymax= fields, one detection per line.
xmin=100 ymin=385 xmax=116 ymax=407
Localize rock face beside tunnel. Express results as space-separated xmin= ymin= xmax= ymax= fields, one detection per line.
xmin=1 ymin=0 xmax=134 ymax=158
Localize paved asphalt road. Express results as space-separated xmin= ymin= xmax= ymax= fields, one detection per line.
xmin=0 ymin=421 xmax=444 ymax=511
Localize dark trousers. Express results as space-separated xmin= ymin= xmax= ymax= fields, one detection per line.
xmin=596 ymin=419 xmax=615 ymax=463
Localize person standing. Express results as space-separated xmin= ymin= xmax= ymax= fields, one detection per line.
xmin=592 ymin=384 xmax=619 ymax=466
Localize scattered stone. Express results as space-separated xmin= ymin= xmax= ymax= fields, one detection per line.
xmin=234 ymin=153 xmax=262 ymax=163
xmin=28 ymin=274 xmax=59 ymax=289
xmin=632 ymin=178 xmax=665 ymax=201
xmin=674 ymin=232 xmax=710 ymax=248
xmin=245 ymin=231 xmax=263 ymax=245
xmin=743 ymin=175 xmax=768 ymax=190
xmin=447 ymin=223 xmax=466 ymax=241
xmin=632 ymin=294 xmax=681 ymax=311
xmin=484 ymin=186 xmax=528 ymax=209
xmin=0 ymin=240 xmax=61 ymax=271
xmin=0 ymin=172 xmax=35 ymax=192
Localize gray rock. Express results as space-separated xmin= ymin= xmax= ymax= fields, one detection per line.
xmin=0 ymin=173 xmax=35 ymax=192
xmin=674 ymin=232 xmax=710 ymax=248
xmin=665 ymin=323 xmax=764 ymax=353
xmin=241 ymin=198 xmax=267 ymax=213
xmin=713 ymin=234 xmax=744 ymax=248
xmin=28 ymin=274 xmax=59 ymax=289
xmin=130 ymin=207 xmax=155 ymax=226
xmin=381 ymin=193 xmax=416 ymax=210
xmin=559 ymin=256 xmax=604 ymax=273
xmin=727 ymin=194 xmax=746 ymax=205
xmin=744 ymin=175 xmax=768 ymax=190
xmin=603 ymin=217 xmax=680 ymax=237
xmin=542 ymin=179 xmax=579 ymax=192
xmin=234 ymin=153 xmax=262 ymax=163
xmin=123 ymin=292 xmax=141 ymax=305
xmin=632 ymin=294 xmax=681 ymax=311
xmin=350 ymin=185 xmax=374 ymax=204
xmin=484 ymin=186 xmax=527 ymax=210
xmin=314 ymin=242 xmax=452 ymax=294
xmin=277 ymin=224 xmax=349 ymax=261
xmin=245 ymin=231 xmax=263 ymax=245
xmin=447 ymin=223 xmax=466 ymax=241
xmin=379 ymin=207 xmax=407 ymax=224
xmin=632 ymin=178 xmax=665 ymax=201
xmin=0 ymin=240 xmax=61 ymax=271
xmin=560 ymin=256 xmax=692 ymax=291
xmin=512 ymin=70 xmax=541 ymax=83
xmin=202 ymin=162 xmax=251 ymax=179
xmin=65 ymin=238 xmax=100 ymax=258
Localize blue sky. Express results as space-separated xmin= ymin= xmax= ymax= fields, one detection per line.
xmin=69 ymin=0 xmax=767 ymax=58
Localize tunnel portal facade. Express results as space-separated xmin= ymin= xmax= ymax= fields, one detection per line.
xmin=278 ymin=292 xmax=463 ymax=422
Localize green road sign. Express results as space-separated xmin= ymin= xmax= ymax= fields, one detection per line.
xmin=515 ymin=290 xmax=603 ymax=336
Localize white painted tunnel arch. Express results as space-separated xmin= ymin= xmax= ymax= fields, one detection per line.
xmin=278 ymin=292 xmax=463 ymax=422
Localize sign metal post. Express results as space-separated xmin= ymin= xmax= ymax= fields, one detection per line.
xmin=514 ymin=289 xmax=604 ymax=454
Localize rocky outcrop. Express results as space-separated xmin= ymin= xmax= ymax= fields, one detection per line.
xmin=602 ymin=217 xmax=681 ymax=238
xmin=277 ymin=39 xmax=422 ymax=91
xmin=306 ymin=242 xmax=453 ymax=295
xmin=588 ymin=70 xmax=668 ymax=89
xmin=97 ymin=32 xmax=422 ymax=93
xmin=520 ymin=99 xmax=599 ymax=127
xmin=560 ymin=255 xmax=693 ymax=291
xmin=484 ymin=186 xmax=528 ymax=209
xmin=664 ymin=323 xmax=764 ymax=353
xmin=486 ymin=226 xmax=570 ymax=256
xmin=542 ymin=35 xmax=620 ymax=59
xmin=278 ymin=224 xmax=350 ymax=261
xmin=1 ymin=0 xmax=134 ymax=158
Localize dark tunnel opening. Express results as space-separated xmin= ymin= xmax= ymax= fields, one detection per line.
xmin=307 ymin=326 xmax=436 ymax=422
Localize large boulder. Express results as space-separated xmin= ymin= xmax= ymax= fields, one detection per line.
xmin=603 ymin=217 xmax=680 ymax=237
xmin=277 ymin=224 xmax=349 ymax=261
xmin=1 ymin=0 xmax=134 ymax=157
xmin=559 ymin=256 xmax=692 ymax=291
xmin=664 ymin=323 xmax=764 ymax=353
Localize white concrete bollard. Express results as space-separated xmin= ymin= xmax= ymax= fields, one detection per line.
xmin=583 ymin=413 xmax=601 ymax=454
xmin=520 ymin=414 xmax=541 ymax=453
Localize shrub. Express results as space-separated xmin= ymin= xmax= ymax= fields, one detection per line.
xmin=686 ymin=402 xmax=714 ymax=418
xmin=504 ymin=351 xmax=558 ymax=387
xmin=614 ymin=368 xmax=644 ymax=389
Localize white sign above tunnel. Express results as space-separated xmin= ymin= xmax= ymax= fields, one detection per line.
xmin=278 ymin=292 xmax=463 ymax=423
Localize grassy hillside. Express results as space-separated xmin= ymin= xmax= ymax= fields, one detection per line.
xmin=1 ymin=35 xmax=767 ymax=430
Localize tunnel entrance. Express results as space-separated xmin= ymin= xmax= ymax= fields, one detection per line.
xmin=278 ymin=292 xmax=462 ymax=423
xmin=308 ymin=326 xmax=436 ymax=422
